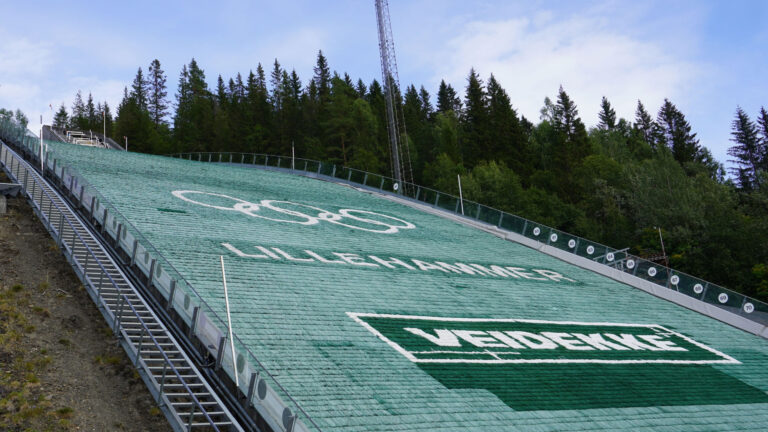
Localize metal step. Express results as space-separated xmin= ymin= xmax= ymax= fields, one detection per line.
xmin=0 ymin=143 xmax=243 ymax=432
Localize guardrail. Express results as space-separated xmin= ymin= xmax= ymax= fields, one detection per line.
xmin=169 ymin=151 xmax=768 ymax=329
xmin=1 ymin=119 xmax=320 ymax=432
xmin=0 ymin=139 xmax=221 ymax=431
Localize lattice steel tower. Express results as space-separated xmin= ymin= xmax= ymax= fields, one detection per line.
xmin=375 ymin=0 xmax=412 ymax=191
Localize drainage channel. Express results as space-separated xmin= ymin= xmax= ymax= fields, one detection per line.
xmin=0 ymin=141 xmax=244 ymax=432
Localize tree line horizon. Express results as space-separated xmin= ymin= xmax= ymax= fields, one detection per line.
xmin=33 ymin=51 xmax=768 ymax=301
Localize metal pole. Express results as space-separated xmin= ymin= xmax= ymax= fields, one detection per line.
xmin=291 ymin=141 xmax=295 ymax=170
xmin=657 ymin=227 xmax=668 ymax=268
xmin=219 ymin=256 xmax=239 ymax=387
xmin=103 ymin=109 xmax=106 ymax=148
xmin=40 ymin=114 xmax=43 ymax=172
xmin=124 ymin=136 xmax=128 ymax=151
xmin=457 ymin=174 xmax=465 ymax=215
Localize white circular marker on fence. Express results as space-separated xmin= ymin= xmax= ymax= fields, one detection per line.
xmin=606 ymin=252 xmax=615 ymax=262
xmin=533 ymin=227 xmax=541 ymax=236
xmin=586 ymin=245 xmax=595 ymax=255
xmin=550 ymin=233 xmax=558 ymax=242
xmin=693 ymin=283 xmax=704 ymax=294
xmin=744 ymin=303 xmax=755 ymax=314
xmin=568 ymin=239 xmax=576 ymax=249
xmin=718 ymin=293 xmax=729 ymax=304
xmin=393 ymin=183 xmax=399 ymax=191
xmin=626 ymin=259 xmax=635 ymax=269
xmin=648 ymin=267 xmax=657 ymax=277
xmin=670 ymin=275 xmax=680 ymax=285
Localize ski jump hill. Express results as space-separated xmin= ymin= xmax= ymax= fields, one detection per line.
xmin=34 ymin=141 xmax=768 ymax=431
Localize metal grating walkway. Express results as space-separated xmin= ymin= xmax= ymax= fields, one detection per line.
xmin=0 ymin=142 xmax=244 ymax=432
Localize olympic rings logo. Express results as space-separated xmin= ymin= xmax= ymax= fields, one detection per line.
xmin=172 ymin=190 xmax=416 ymax=234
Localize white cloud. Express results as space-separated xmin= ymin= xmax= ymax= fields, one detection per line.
xmin=0 ymin=37 xmax=54 ymax=78
xmin=431 ymin=12 xmax=704 ymax=126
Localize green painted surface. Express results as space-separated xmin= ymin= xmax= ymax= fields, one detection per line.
xmin=47 ymin=142 xmax=768 ymax=431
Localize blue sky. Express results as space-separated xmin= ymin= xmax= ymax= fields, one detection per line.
xmin=1 ymin=0 xmax=766 ymax=168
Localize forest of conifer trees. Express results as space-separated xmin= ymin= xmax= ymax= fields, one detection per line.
xmin=47 ymin=51 xmax=768 ymax=301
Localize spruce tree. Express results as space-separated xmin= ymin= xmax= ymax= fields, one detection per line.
xmin=53 ymin=104 xmax=68 ymax=130
xmin=728 ymin=107 xmax=764 ymax=189
xmin=656 ymin=99 xmax=700 ymax=166
xmin=759 ymin=107 xmax=768 ymax=172
xmin=550 ymin=86 xmax=591 ymax=199
xmin=131 ymin=67 xmax=149 ymax=111
xmin=147 ymin=59 xmax=169 ymax=128
xmin=419 ymin=86 xmax=433 ymax=118
xmin=313 ymin=50 xmax=331 ymax=103
xmin=634 ymin=100 xmax=656 ymax=149
xmin=70 ymin=90 xmax=86 ymax=129
xmin=356 ymin=79 xmax=367 ymax=98
xmin=436 ymin=80 xmax=461 ymax=113
xmin=462 ymin=68 xmax=489 ymax=167
xmin=486 ymin=74 xmax=526 ymax=175
xmin=553 ymin=86 xmax=580 ymax=139
xmin=270 ymin=59 xmax=283 ymax=112
xmin=86 ymin=93 xmax=97 ymax=129
xmin=102 ymin=102 xmax=114 ymax=138
xmin=598 ymin=96 xmax=617 ymax=131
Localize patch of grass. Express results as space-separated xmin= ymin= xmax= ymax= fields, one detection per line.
xmin=55 ymin=406 xmax=74 ymax=418
xmin=149 ymin=406 xmax=161 ymax=416
xmin=31 ymin=306 xmax=50 ymax=318
xmin=10 ymin=284 xmax=24 ymax=293
xmin=103 ymin=355 xmax=121 ymax=366
xmin=58 ymin=338 xmax=71 ymax=347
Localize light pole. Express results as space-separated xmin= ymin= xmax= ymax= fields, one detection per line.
xmin=102 ymin=109 xmax=106 ymax=148
xmin=123 ymin=136 xmax=128 ymax=151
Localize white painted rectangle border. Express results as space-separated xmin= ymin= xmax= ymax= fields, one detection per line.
xmin=347 ymin=312 xmax=740 ymax=365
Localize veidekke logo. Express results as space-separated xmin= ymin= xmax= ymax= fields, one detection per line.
xmin=348 ymin=313 xmax=739 ymax=365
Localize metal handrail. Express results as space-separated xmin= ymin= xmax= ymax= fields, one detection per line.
xmin=118 ymin=293 xmax=219 ymax=431
xmin=168 ymin=151 xmax=768 ymax=327
xmin=0 ymin=141 xmax=220 ymax=431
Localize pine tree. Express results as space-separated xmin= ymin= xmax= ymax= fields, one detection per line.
xmin=419 ymin=86 xmax=433 ymax=119
xmin=634 ymin=100 xmax=656 ymax=149
xmin=656 ymin=99 xmax=700 ymax=166
xmin=53 ymin=104 xmax=68 ymax=130
xmin=486 ymin=74 xmax=526 ymax=174
xmin=173 ymin=58 xmax=214 ymax=152
xmin=462 ymin=68 xmax=489 ymax=167
xmin=356 ymin=79 xmax=367 ymax=98
xmin=550 ymin=86 xmax=591 ymax=199
xmin=70 ymin=90 xmax=86 ymax=129
xmin=270 ymin=59 xmax=284 ymax=113
xmin=728 ymin=107 xmax=764 ymax=189
xmin=131 ymin=67 xmax=149 ymax=111
xmin=553 ymin=86 xmax=580 ymax=139
xmin=147 ymin=59 xmax=169 ymax=128
xmin=759 ymin=107 xmax=768 ymax=172
xmin=86 ymin=93 xmax=97 ymax=130
xmin=102 ymin=102 xmax=114 ymax=138
xmin=436 ymin=80 xmax=461 ymax=113
xmin=313 ymin=50 xmax=331 ymax=103
xmin=598 ymin=96 xmax=617 ymax=131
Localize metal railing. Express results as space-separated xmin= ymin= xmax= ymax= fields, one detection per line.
xmin=1 ymin=119 xmax=319 ymax=432
xmin=0 ymin=139 xmax=221 ymax=431
xmin=169 ymin=151 xmax=768 ymax=328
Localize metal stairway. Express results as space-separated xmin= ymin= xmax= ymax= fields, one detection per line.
xmin=0 ymin=141 xmax=244 ymax=432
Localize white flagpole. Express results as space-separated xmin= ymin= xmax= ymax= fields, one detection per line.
xmin=219 ymin=256 xmax=239 ymax=387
